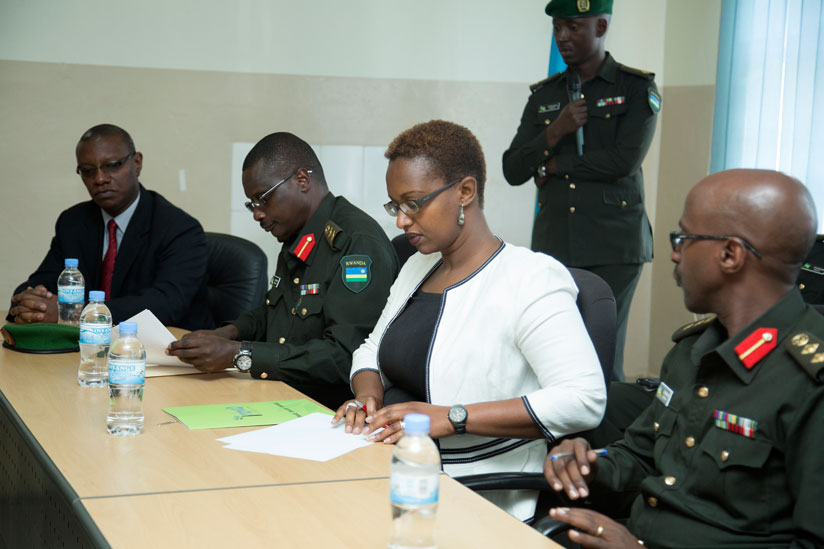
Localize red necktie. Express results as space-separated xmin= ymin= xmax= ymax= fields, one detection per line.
xmin=100 ymin=219 xmax=118 ymax=299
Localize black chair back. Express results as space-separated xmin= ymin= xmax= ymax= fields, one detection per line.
xmin=205 ymin=233 xmax=268 ymax=325
xmin=567 ymin=268 xmax=617 ymax=385
xmin=391 ymin=234 xmax=417 ymax=268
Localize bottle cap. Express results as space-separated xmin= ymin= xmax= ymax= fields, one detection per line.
xmin=64 ymin=258 xmax=79 ymax=267
xmin=403 ymin=413 xmax=430 ymax=435
xmin=118 ymin=322 xmax=138 ymax=334
xmin=88 ymin=291 xmax=105 ymax=301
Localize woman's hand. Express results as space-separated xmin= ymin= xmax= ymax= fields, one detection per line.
xmin=363 ymin=402 xmax=452 ymax=444
xmin=331 ymin=395 xmax=383 ymax=434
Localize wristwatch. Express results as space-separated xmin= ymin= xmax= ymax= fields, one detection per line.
xmin=233 ymin=341 xmax=253 ymax=373
xmin=448 ymin=404 xmax=468 ymax=435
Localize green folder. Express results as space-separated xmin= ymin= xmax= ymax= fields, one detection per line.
xmin=162 ymin=399 xmax=333 ymax=430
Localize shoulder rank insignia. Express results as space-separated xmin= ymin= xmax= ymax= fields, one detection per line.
xmin=618 ymin=64 xmax=656 ymax=80
xmin=648 ymin=88 xmax=661 ymax=113
xmin=784 ymin=331 xmax=824 ymax=382
xmin=734 ymin=328 xmax=777 ymax=369
xmin=292 ymin=233 xmax=316 ymax=262
xmin=530 ymin=72 xmax=563 ymax=93
xmin=340 ymin=255 xmax=372 ymax=294
xmin=713 ymin=409 xmax=758 ymax=438
xmin=672 ymin=315 xmax=715 ymax=342
xmin=323 ymin=221 xmax=343 ymax=249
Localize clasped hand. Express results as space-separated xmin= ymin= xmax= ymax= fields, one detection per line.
xmin=331 ymin=399 xmax=453 ymax=444
xmin=10 ymin=285 xmax=58 ymax=324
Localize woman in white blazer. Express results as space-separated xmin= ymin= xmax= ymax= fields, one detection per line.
xmin=332 ymin=120 xmax=606 ymax=520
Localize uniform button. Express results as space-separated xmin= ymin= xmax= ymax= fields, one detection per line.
xmin=721 ymin=450 xmax=730 ymax=462
xmin=564 ymin=174 xmax=569 ymax=180
xmin=605 ymin=113 xmax=611 ymax=119
xmin=664 ymin=476 xmax=676 ymax=486
xmin=543 ymin=150 xmax=550 ymax=156
xmin=265 ymin=299 xmax=270 ymax=305
xmin=653 ymin=421 xmax=660 ymax=432
xmin=799 ymin=283 xmax=806 ymax=290
xmin=570 ymin=207 xmax=576 ymax=213
xmin=569 ymin=183 xmax=576 ymax=189
xmin=685 ymin=436 xmax=695 ymax=448
xmin=260 ymin=372 xmax=268 ymax=379
xmin=544 ymin=119 xmax=550 ymax=125
xmin=620 ymin=200 xmax=627 ymax=207
xmin=537 ymin=202 xmax=543 ymax=208
xmin=278 ymin=337 xmax=285 ymax=344
xmin=301 ymin=307 xmax=308 ymax=316
xmin=647 ymin=497 xmax=658 ymax=507
xmin=697 ymin=386 xmax=709 ymax=398
xmin=293 ymin=277 xmax=300 ymax=285
xmin=291 ymin=308 xmax=296 ymax=315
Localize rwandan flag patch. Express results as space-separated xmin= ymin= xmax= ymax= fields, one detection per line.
xmin=340 ymin=255 xmax=372 ymax=293
xmin=648 ymin=88 xmax=661 ymax=113
xmin=713 ymin=409 xmax=757 ymax=438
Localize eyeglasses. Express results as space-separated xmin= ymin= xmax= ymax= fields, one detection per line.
xmin=244 ymin=169 xmax=311 ymax=213
xmin=669 ymin=231 xmax=762 ymax=258
xmin=76 ymin=152 xmax=135 ymax=179
xmin=384 ymin=178 xmax=462 ymax=217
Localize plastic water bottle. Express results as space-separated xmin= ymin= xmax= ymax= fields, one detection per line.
xmin=78 ymin=291 xmax=112 ymax=387
xmin=57 ymin=258 xmax=85 ymax=326
xmin=107 ymin=322 xmax=146 ymax=436
xmin=389 ymin=413 xmax=440 ymax=549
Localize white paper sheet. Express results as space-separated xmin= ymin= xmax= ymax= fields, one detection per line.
xmin=217 ymin=413 xmax=380 ymax=462
xmin=113 ymin=309 xmax=191 ymax=372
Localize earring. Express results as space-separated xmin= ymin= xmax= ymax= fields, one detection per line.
xmin=457 ymin=203 xmax=465 ymax=226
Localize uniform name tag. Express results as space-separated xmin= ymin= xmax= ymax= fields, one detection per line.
xmin=656 ymin=381 xmax=674 ymax=407
xmin=538 ymin=103 xmax=561 ymax=113
xmin=801 ymin=263 xmax=824 ymax=276
xmin=270 ymin=275 xmax=281 ymax=288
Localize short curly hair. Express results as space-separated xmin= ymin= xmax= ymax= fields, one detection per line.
xmin=385 ymin=120 xmax=486 ymax=207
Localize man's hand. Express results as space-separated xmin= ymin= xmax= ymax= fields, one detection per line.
xmin=544 ymin=438 xmax=600 ymax=500
xmin=166 ymin=332 xmax=241 ymax=372
xmin=10 ymin=286 xmax=58 ymax=324
xmin=545 ymin=98 xmax=588 ymax=147
xmin=549 ymin=507 xmax=643 ymax=548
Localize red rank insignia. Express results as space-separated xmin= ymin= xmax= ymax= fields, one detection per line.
xmin=734 ymin=328 xmax=777 ymax=369
xmin=292 ymin=233 xmax=316 ymax=262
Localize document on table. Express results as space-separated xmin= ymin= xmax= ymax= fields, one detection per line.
xmin=217 ymin=413 xmax=380 ymax=462
xmin=114 ymin=309 xmax=234 ymax=376
xmin=163 ymin=399 xmax=331 ymax=430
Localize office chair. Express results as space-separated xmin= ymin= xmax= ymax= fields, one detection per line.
xmin=454 ymin=267 xmax=617 ymax=531
xmin=204 ymin=233 xmax=268 ymax=325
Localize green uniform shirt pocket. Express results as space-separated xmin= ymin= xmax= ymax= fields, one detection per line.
xmin=295 ymin=294 xmax=324 ymax=320
xmin=603 ymin=189 xmax=642 ymax=209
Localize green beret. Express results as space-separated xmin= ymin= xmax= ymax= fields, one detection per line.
xmin=546 ymin=0 xmax=613 ymax=18
xmin=1 ymin=323 xmax=80 ymax=354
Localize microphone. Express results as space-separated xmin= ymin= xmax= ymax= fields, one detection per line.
xmin=567 ymin=71 xmax=584 ymax=156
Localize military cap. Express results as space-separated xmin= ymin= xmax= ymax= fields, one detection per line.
xmin=546 ymin=0 xmax=613 ymax=18
xmin=1 ymin=323 xmax=80 ymax=354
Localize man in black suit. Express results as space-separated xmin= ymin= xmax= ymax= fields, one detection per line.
xmin=8 ymin=124 xmax=213 ymax=330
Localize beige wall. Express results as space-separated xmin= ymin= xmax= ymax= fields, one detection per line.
xmin=0 ymin=0 xmax=722 ymax=378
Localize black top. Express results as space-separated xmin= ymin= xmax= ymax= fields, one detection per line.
xmin=378 ymin=290 xmax=442 ymax=401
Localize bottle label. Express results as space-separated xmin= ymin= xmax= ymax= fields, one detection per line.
xmin=80 ymin=324 xmax=112 ymax=345
xmin=58 ymin=286 xmax=85 ymax=303
xmin=390 ymin=473 xmax=439 ymax=506
xmin=108 ymin=359 xmax=146 ymax=384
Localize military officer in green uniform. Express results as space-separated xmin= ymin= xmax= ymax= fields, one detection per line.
xmin=168 ymin=132 xmax=399 ymax=409
xmin=502 ymin=0 xmax=660 ymax=380
xmin=543 ymin=169 xmax=824 ymax=548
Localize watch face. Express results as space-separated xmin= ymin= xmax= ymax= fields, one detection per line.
xmin=236 ymin=354 xmax=252 ymax=371
xmin=449 ymin=405 xmax=467 ymax=423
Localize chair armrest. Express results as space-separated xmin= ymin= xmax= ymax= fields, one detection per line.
xmin=532 ymin=516 xmax=572 ymax=537
xmin=453 ymin=472 xmax=552 ymax=492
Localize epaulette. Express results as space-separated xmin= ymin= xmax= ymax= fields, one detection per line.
xmin=784 ymin=331 xmax=824 ymax=383
xmin=618 ymin=64 xmax=655 ymax=80
xmin=323 ymin=221 xmax=344 ymax=250
xmin=530 ymin=72 xmax=563 ymax=93
xmin=672 ymin=316 xmax=715 ymax=342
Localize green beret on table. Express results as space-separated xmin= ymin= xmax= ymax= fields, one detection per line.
xmin=1 ymin=323 xmax=80 ymax=354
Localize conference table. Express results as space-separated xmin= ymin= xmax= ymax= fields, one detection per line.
xmin=0 ymin=325 xmax=560 ymax=548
